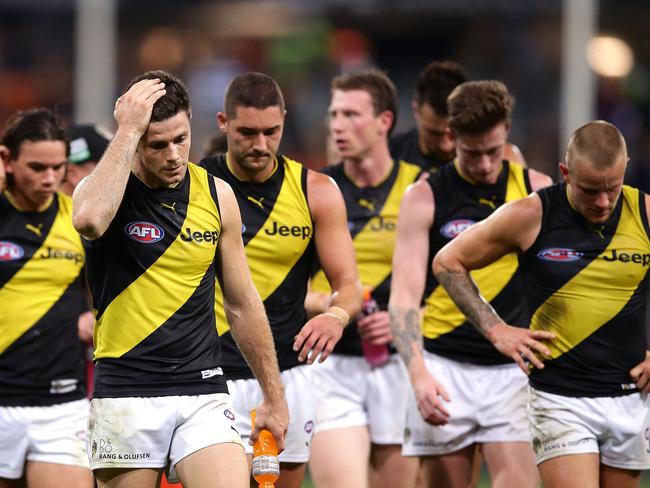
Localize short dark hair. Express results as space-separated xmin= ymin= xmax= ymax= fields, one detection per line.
xmin=566 ymin=120 xmax=627 ymax=170
xmin=331 ymin=68 xmax=398 ymax=134
xmin=0 ymin=108 xmax=68 ymax=160
xmin=125 ymin=70 xmax=191 ymax=123
xmin=224 ymin=72 xmax=285 ymax=119
xmin=448 ymin=80 xmax=514 ymax=136
xmin=415 ymin=61 xmax=470 ymax=116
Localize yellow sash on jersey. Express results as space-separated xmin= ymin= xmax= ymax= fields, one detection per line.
xmin=215 ymin=158 xmax=312 ymax=335
xmin=422 ymin=162 xmax=529 ymax=339
xmin=311 ymin=160 xmax=420 ymax=294
xmin=0 ymin=195 xmax=84 ymax=353
xmin=531 ymin=186 xmax=650 ymax=359
xmin=94 ymin=164 xmax=221 ymax=357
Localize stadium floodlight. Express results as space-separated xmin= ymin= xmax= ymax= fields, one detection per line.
xmin=586 ymin=35 xmax=634 ymax=78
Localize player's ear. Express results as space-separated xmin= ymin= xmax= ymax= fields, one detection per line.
xmin=217 ymin=112 xmax=228 ymax=133
xmin=378 ymin=110 xmax=394 ymax=135
xmin=446 ymin=127 xmax=456 ymax=144
xmin=558 ymin=162 xmax=569 ymax=182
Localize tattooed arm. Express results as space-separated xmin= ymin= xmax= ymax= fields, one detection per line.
xmin=432 ymin=193 xmax=554 ymax=373
xmin=388 ymin=306 xmax=423 ymax=369
xmin=389 ymin=180 xmax=450 ymax=425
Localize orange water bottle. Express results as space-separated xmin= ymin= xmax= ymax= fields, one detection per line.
xmin=251 ymin=409 xmax=280 ymax=488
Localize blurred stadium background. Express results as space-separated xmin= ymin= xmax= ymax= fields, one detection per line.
xmin=2 ymin=0 xmax=649 ymax=485
xmin=2 ymin=0 xmax=649 ymax=189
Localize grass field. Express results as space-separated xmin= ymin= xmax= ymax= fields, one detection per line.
xmin=299 ymin=467 xmax=650 ymax=487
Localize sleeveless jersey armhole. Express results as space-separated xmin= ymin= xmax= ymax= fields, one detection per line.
xmin=300 ymin=164 xmax=314 ymax=227
xmin=208 ymin=175 xmax=221 ymax=221
xmin=638 ymin=189 xmax=650 ymax=241
xmin=425 ymin=172 xmax=438 ymax=222
xmin=523 ymin=168 xmax=533 ymax=195
xmin=531 ymin=186 xmax=553 ymax=253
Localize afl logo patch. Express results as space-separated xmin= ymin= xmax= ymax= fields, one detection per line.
xmin=125 ymin=222 xmax=164 ymax=243
xmin=537 ymin=248 xmax=583 ymax=262
xmin=440 ymin=219 xmax=475 ymax=239
xmin=223 ymin=409 xmax=235 ymax=421
xmin=0 ymin=241 xmax=24 ymax=261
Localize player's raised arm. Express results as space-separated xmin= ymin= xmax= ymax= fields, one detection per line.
xmin=73 ymin=78 xmax=166 ymax=240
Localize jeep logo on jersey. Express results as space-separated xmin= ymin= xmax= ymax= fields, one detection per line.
xmin=125 ymin=222 xmax=164 ymax=243
xmin=0 ymin=241 xmax=24 ymax=261
xmin=602 ymin=249 xmax=650 ymax=266
xmin=537 ymin=248 xmax=583 ymax=262
xmin=180 ymin=227 xmax=219 ymax=244
xmin=264 ymin=221 xmax=312 ymax=239
xmin=39 ymin=247 xmax=84 ymax=265
xmin=369 ymin=215 xmax=396 ymax=232
xmin=440 ymin=219 xmax=476 ymax=239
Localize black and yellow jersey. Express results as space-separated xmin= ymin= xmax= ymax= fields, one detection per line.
xmin=85 ymin=163 xmax=227 ymax=398
xmin=423 ymin=160 xmax=532 ymax=365
xmin=389 ymin=128 xmax=449 ymax=173
xmin=523 ymin=183 xmax=650 ymax=397
xmin=0 ymin=192 xmax=87 ymax=406
xmin=200 ymin=154 xmax=314 ymax=380
xmin=311 ymin=160 xmax=421 ymax=356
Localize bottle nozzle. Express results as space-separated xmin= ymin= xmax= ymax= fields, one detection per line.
xmin=363 ymin=288 xmax=372 ymax=301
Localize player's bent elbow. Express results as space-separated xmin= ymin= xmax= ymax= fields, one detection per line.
xmin=72 ymin=209 xmax=104 ymax=240
xmin=431 ymin=251 xmax=448 ymax=278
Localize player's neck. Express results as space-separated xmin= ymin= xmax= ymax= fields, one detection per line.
xmin=343 ymin=144 xmax=393 ymax=187
xmin=5 ymin=188 xmax=54 ymax=212
xmin=226 ymin=152 xmax=278 ymax=183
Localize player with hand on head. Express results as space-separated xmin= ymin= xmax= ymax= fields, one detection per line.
xmin=73 ymin=70 xmax=288 ymax=488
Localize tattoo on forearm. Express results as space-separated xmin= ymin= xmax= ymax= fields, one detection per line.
xmin=436 ymin=269 xmax=501 ymax=336
xmin=389 ymin=306 xmax=422 ymax=366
